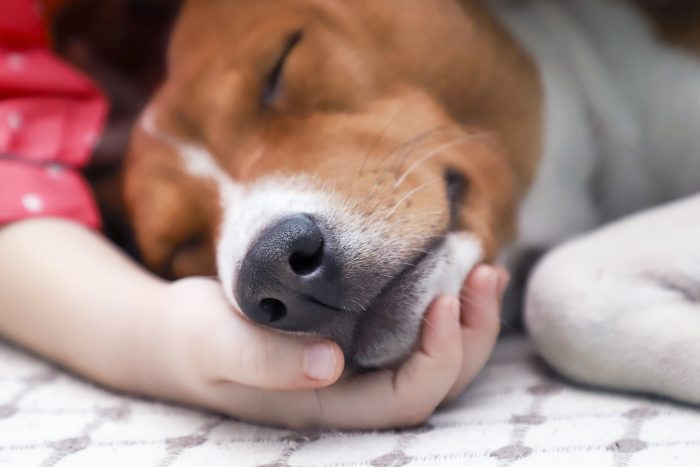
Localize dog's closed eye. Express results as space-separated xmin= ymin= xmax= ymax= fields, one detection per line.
xmin=262 ymin=31 xmax=304 ymax=108
xmin=445 ymin=167 xmax=469 ymax=229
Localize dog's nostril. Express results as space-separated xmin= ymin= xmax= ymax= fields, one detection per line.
xmin=259 ymin=298 xmax=287 ymax=323
xmin=289 ymin=241 xmax=323 ymax=276
xmin=236 ymin=213 xmax=342 ymax=332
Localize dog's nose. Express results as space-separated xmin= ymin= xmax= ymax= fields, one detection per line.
xmin=235 ymin=214 xmax=343 ymax=332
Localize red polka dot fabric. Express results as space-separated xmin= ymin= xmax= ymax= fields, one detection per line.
xmin=0 ymin=0 xmax=107 ymax=229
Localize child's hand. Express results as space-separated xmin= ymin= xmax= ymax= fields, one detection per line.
xmin=0 ymin=219 xmax=506 ymax=430
xmin=133 ymin=277 xmax=346 ymax=395
xmin=134 ymin=265 xmax=507 ymax=429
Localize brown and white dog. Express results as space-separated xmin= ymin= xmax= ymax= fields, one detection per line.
xmin=122 ymin=0 xmax=700 ymax=401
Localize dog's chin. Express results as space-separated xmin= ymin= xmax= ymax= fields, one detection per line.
xmin=349 ymin=232 xmax=483 ymax=371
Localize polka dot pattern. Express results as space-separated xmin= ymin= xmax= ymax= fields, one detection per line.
xmin=0 ymin=160 xmax=101 ymax=228
xmin=0 ymin=0 xmax=106 ymax=229
xmin=21 ymin=192 xmax=43 ymax=213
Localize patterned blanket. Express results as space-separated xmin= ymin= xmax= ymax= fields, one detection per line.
xmin=1 ymin=335 xmax=699 ymax=466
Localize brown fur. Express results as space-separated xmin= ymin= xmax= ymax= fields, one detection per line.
xmin=124 ymin=0 xmax=541 ymax=276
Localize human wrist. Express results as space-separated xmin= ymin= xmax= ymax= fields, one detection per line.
xmin=104 ymin=278 xmax=174 ymax=395
xmin=124 ymin=279 xmax=213 ymax=403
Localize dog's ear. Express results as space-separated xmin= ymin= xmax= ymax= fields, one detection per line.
xmin=122 ymin=111 xmax=219 ymax=278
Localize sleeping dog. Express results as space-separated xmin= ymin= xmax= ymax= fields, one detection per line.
xmin=122 ymin=0 xmax=700 ymax=402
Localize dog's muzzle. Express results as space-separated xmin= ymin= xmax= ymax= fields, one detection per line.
xmin=235 ymin=213 xmax=347 ymax=333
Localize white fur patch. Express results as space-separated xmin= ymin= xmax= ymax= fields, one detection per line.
xmin=433 ymin=233 xmax=484 ymax=297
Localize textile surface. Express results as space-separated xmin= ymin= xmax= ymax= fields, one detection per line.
xmin=1 ymin=335 xmax=699 ymax=466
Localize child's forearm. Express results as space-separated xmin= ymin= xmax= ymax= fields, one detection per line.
xmin=0 ymin=218 xmax=346 ymax=401
xmin=0 ymin=218 xmax=166 ymax=391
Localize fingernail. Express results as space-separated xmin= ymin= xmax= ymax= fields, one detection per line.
xmin=482 ymin=267 xmax=500 ymax=298
xmin=303 ymin=343 xmax=337 ymax=381
xmin=497 ymin=270 xmax=511 ymax=296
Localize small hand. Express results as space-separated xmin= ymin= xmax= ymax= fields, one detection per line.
xmin=133 ymin=264 xmax=508 ymax=429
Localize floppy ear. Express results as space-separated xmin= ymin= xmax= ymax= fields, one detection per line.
xmin=122 ymin=114 xmax=220 ymax=278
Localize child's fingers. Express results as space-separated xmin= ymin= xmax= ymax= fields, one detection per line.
xmin=169 ymin=278 xmax=345 ymax=391
xmin=395 ymin=296 xmax=463 ymax=387
xmin=209 ymin=295 xmax=465 ymax=430
xmin=444 ymin=265 xmax=508 ymax=402
xmin=306 ymin=296 xmax=464 ymax=429
xmin=209 ymin=322 xmax=345 ymax=390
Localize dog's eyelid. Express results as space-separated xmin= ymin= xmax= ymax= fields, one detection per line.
xmin=261 ymin=30 xmax=304 ymax=108
xmin=445 ymin=168 xmax=469 ymax=199
xmin=444 ymin=167 xmax=470 ymax=229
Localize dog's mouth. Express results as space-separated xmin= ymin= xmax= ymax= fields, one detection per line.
xmin=370 ymin=236 xmax=448 ymax=309
xmin=347 ymin=235 xmax=448 ymax=369
xmin=242 ymin=233 xmax=450 ymax=363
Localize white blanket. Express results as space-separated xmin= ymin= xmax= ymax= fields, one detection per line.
xmin=1 ymin=336 xmax=699 ymax=466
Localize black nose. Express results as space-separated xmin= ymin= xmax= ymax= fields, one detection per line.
xmin=235 ymin=214 xmax=343 ymax=332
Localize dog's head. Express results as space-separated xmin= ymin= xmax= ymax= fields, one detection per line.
xmin=123 ymin=0 xmax=540 ymax=369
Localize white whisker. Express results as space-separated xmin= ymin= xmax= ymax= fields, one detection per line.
xmin=394 ymin=133 xmax=485 ymax=189
xmin=385 ymin=178 xmax=443 ymax=218
xmin=349 ymin=298 xmax=367 ymax=314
